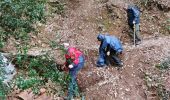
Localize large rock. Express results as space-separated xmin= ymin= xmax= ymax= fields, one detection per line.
xmin=0 ymin=53 xmax=16 ymax=84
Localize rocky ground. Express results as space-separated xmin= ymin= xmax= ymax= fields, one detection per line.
xmin=4 ymin=0 xmax=170 ymax=99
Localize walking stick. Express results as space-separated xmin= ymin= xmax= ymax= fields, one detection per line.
xmin=133 ymin=23 xmax=136 ymax=46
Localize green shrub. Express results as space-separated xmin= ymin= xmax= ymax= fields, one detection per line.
xmin=14 ymin=54 xmax=69 ymax=95
xmin=155 ymin=57 xmax=170 ymax=70
xmin=0 ymin=0 xmax=46 ymax=48
xmin=0 ymin=80 xmax=9 ymax=100
xmin=28 ymin=55 xmax=69 ymax=88
xmin=48 ymin=1 xmax=65 ymax=15
xmin=157 ymin=85 xmax=170 ymax=100
xmin=15 ymin=76 xmax=42 ymax=90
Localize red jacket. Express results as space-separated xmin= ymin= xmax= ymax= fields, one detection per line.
xmin=65 ymin=47 xmax=83 ymax=65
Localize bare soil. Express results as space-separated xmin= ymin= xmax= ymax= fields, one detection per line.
xmin=4 ymin=0 xmax=170 ymax=99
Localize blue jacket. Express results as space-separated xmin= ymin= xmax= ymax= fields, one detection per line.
xmin=127 ymin=5 xmax=140 ymax=25
xmin=97 ymin=34 xmax=123 ymax=53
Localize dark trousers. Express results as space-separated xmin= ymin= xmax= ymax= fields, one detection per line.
xmin=68 ymin=55 xmax=84 ymax=99
xmin=129 ymin=23 xmax=141 ymax=42
xmin=108 ymin=49 xmax=122 ymax=65
xmin=97 ymin=49 xmax=122 ymax=67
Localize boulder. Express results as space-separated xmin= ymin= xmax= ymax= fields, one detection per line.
xmin=0 ymin=53 xmax=16 ymax=84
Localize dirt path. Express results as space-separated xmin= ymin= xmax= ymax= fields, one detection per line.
xmin=3 ymin=0 xmax=170 ymax=99
xmin=48 ymin=0 xmax=170 ymax=99
xmin=34 ymin=0 xmax=170 ymax=99
xmin=58 ymin=0 xmax=102 ymax=48
xmin=78 ymin=36 xmax=170 ymax=100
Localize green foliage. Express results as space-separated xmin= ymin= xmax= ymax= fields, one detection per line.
xmin=49 ymin=40 xmax=58 ymax=49
xmin=0 ymin=0 xmax=47 ymax=48
xmin=0 ymin=54 xmax=10 ymax=99
xmin=155 ymin=57 xmax=170 ymax=70
xmin=144 ymin=72 xmax=170 ymax=99
xmin=167 ymin=19 xmax=170 ymax=31
xmin=48 ymin=1 xmax=65 ymax=15
xmin=28 ymin=55 xmax=69 ymax=88
xmin=0 ymin=67 xmax=7 ymax=100
xmin=0 ymin=0 xmax=68 ymax=97
xmin=157 ymin=85 xmax=170 ymax=100
xmin=15 ymin=75 xmax=42 ymax=90
xmin=144 ymin=58 xmax=170 ymax=99
xmin=14 ymin=54 xmax=69 ymax=95
xmin=0 ymin=80 xmax=9 ymax=100
xmin=0 ymin=55 xmax=5 ymax=79
xmin=139 ymin=0 xmax=149 ymax=7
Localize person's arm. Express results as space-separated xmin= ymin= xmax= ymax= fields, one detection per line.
xmin=99 ymin=40 xmax=107 ymax=53
xmin=68 ymin=53 xmax=76 ymax=69
xmin=64 ymin=51 xmax=75 ymax=68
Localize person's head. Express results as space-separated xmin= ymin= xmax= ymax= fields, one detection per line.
xmin=97 ymin=34 xmax=105 ymax=42
xmin=63 ymin=43 xmax=70 ymax=50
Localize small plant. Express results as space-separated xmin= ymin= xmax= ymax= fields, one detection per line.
xmin=167 ymin=19 xmax=170 ymax=31
xmin=155 ymin=57 xmax=170 ymax=70
xmin=157 ymin=85 xmax=170 ymax=100
xmin=15 ymin=76 xmax=42 ymax=90
xmin=48 ymin=1 xmax=65 ymax=15
xmin=139 ymin=0 xmax=149 ymax=7
xmin=144 ymin=58 xmax=170 ymax=99
xmin=0 ymin=80 xmax=10 ymax=100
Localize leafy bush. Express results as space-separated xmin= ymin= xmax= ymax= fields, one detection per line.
xmin=157 ymin=85 xmax=170 ymax=100
xmin=48 ymin=1 xmax=65 ymax=15
xmin=15 ymin=76 xmax=42 ymax=90
xmin=155 ymin=57 xmax=170 ymax=70
xmin=0 ymin=80 xmax=9 ymax=100
xmin=0 ymin=0 xmax=68 ymax=97
xmin=28 ymin=55 xmax=69 ymax=88
xmin=0 ymin=57 xmax=7 ymax=100
xmin=138 ymin=0 xmax=149 ymax=7
xmin=14 ymin=54 xmax=69 ymax=95
xmin=0 ymin=0 xmax=46 ymax=48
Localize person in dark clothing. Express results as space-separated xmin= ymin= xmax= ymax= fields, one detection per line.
xmin=127 ymin=5 xmax=141 ymax=45
xmin=96 ymin=34 xmax=123 ymax=67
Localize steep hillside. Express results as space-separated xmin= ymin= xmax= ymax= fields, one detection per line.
xmin=1 ymin=0 xmax=170 ymax=99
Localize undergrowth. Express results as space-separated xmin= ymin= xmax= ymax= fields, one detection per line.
xmin=0 ymin=0 xmax=47 ymax=48
xmin=13 ymin=54 xmax=70 ymax=95
xmin=144 ymin=57 xmax=170 ymax=99
xmin=0 ymin=0 xmax=68 ymax=99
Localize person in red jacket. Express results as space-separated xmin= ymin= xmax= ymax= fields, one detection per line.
xmin=63 ymin=43 xmax=85 ymax=100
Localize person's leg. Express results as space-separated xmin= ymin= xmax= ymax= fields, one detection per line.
xmin=110 ymin=50 xmax=123 ymax=66
xmin=68 ymin=69 xmax=76 ymax=100
xmin=135 ymin=24 xmax=141 ymax=42
xmin=73 ymin=64 xmax=84 ymax=97
xmin=96 ymin=50 xmax=107 ymax=67
xmin=70 ymin=55 xmax=85 ymax=98
xmin=105 ymin=54 xmax=110 ymax=66
xmin=128 ymin=24 xmax=134 ymax=39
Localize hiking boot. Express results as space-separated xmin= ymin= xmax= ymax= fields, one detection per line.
xmin=96 ymin=64 xmax=107 ymax=67
xmin=116 ymin=62 xmax=123 ymax=67
xmin=63 ymin=97 xmax=73 ymax=100
xmin=135 ymin=40 xmax=141 ymax=45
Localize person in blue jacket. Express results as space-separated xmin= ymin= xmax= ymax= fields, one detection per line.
xmin=96 ymin=33 xmax=123 ymax=67
xmin=127 ymin=5 xmax=141 ymax=44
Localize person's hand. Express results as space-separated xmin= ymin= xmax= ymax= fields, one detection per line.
xmin=116 ymin=51 xmax=122 ymax=55
xmin=133 ymin=21 xmax=136 ymax=24
xmin=107 ymin=51 xmax=110 ymax=56
xmin=68 ymin=64 xmax=74 ymax=69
